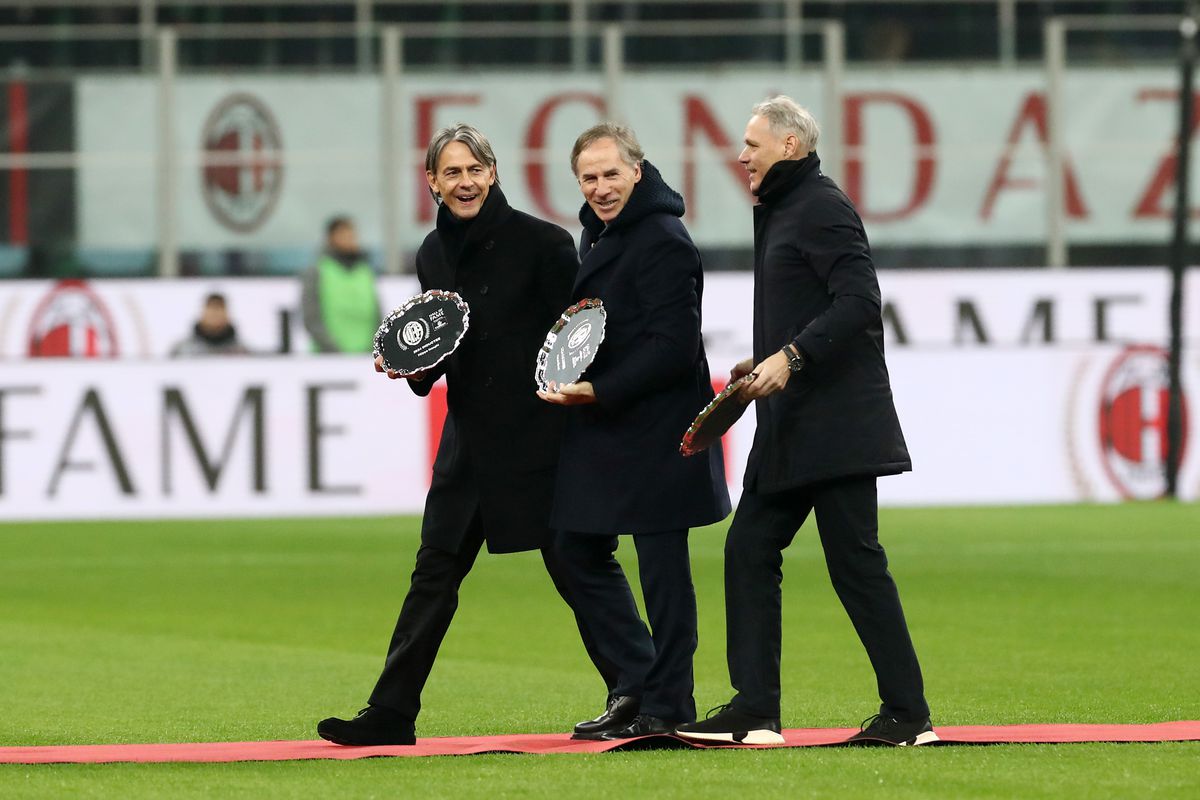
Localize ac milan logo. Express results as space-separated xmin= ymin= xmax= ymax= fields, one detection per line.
xmin=27 ymin=279 xmax=119 ymax=358
xmin=1096 ymin=345 xmax=1188 ymax=499
xmin=201 ymin=93 xmax=284 ymax=233
xmin=401 ymin=320 xmax=427 ymax=346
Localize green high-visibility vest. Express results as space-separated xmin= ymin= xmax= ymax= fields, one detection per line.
xmin=315 ymin=255 xmax=379 ymax=353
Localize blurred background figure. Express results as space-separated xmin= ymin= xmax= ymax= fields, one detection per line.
xmin=301 ymin=215 xmax=381 ymax=353
xmin=169 ymin=292 xmax=249 ymax=357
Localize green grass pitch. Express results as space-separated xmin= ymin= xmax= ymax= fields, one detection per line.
xmin=2 ymin=503 xmax=1198 ymax=798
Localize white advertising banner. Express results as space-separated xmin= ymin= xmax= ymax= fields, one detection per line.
xmin=1 ymin=344 xmax=1196 ymax=520
xmin=77 ymin=68 xmax=1200 ymax=253
xmin=0 ymin=269 xmax=1195 ymax=360
xmin=0 ymin=356 xmax=431 ymax=519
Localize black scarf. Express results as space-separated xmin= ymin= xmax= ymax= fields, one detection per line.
xmin=436 ymin=184 xmax=506 ymax=266
xmin=193 ymin=322 xmax=238 ymax=346
xmin=755 ymin=152 xmax=822 ymax=206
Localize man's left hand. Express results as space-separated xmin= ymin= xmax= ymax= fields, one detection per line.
xmin=741 ymin=351 xmax=791 ymax=400
xmin=537 ymin=381 xmax=597 ymax=405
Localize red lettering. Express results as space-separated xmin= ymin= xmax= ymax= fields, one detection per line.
xmin=414 ymin=95 xmax=482 ymax=223
xmin=979 ymin=92 xmax=1088 ymax=221
xmin=682 ymin=96 xmax=753 ymax=216
xmin=843 ymin=93 xmax=937 ymax=223
xmin=524 ymin=93 xmax=605 ymax=224
xmin=1132 ymin=88 xmax=1200 ymax=219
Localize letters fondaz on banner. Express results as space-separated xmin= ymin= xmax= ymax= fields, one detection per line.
xmin=78 ymin=68 xmax=1197 ymax=252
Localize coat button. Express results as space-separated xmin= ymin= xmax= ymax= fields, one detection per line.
xmin=484 ymin=240 xmax=494 ymax=250
xmin=479 ymin=331 xmax=489 ymax=341
xmin=484 ymin=377 xmax=494 ymax=387
xmin=479 ymin=285 xmax=489 ymax=295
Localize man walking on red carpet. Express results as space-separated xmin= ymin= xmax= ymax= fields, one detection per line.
xmin=675 ymin=96 xmax=937 ymax=748
xmin=317 ymin=124 xmax=616 ymax=746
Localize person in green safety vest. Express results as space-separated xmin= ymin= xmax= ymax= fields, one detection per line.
xmin=300 ymin=215 xmax=382 ymax=353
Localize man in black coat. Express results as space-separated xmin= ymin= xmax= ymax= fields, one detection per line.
xmin=676 ymin=96 xmax=937 ymax=747
xmin=538 ymin=123 xmax=730 ymax=740
xmin=318 ymin=124 xmax=616 ymax=746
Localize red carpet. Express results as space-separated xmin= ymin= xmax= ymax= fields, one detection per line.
xmin=3 ymin=722 xmax=1198 ymax=764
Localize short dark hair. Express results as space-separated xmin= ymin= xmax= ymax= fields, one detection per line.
xmin=204 ymin=292 xmax=227 ymax=307
xmin=326 ymin=215 xmax=353 ymax=238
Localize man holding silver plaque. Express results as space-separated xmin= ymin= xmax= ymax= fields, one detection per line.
xmin=318 ymin=124 xmax=616 ymax=746
xmin=538 ymin=123 xmax=730 ymax=740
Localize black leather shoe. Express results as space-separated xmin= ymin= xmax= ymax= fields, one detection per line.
xmin=572 ymin=695 xmax=640 ymax=738
xmin=600 ymin=714 xmax=679 ymax=740
xmin=317 ymin=706 xmax=416 ymax=746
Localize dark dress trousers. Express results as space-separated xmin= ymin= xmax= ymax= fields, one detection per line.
xmin=368 ymin=187 xmax=617 ymax=720
xmin=552 ymin=162 xmax=731 ymax=723
xmin=725 ymin=153 xmax=929 ymax=723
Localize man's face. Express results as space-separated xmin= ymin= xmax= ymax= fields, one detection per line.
xmin=738 ymin=114 xmax=799 ymax=195
xmin=427 ymin=141 xmax=496 ymax=220
xmin=329 ymin=223 xmax=359 ymax=255
xmin=199 ymin=301 xmax=230 ymax=334
xmin=575 ymin=138 xmax=641 ymax=224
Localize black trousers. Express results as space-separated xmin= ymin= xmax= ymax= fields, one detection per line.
xmin=555 ymin=529 xmax=697 ymax=723
xmin=369 ymin=513 xmax=620 ymax=720
xmin=726 ymin=476 xmax=929 ymax=722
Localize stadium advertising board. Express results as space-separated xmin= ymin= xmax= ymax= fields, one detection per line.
xmin=77 ymin=68 xmax=1199 ymax=252
xmin=0 ymin=270 xmax=1192 ymax=359
xmin=0 ymin=271 xmax=1196 ymax=516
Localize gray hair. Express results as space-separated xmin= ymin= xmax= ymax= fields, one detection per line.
xmin=425 ymin=123 xmax=498 ymax=176
xmin=570 ymin=122 xmax=644 ymax=175
xmin=752 ymin=95 xmax=820 ymax=152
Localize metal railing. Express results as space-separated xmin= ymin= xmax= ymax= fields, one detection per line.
xmin=0 ymin=12 xmax=1194 ymax=275
xmin=0 ymin=0 xmax=1190 ymax=70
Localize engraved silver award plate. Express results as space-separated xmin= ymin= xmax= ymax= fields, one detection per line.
xmin=534 ymin=299 xmax=606 ymax=391
xmin=679 ymin=375 xmax=753 ymax=456
xmin=373 ymin=290 xmax=470 ymax=376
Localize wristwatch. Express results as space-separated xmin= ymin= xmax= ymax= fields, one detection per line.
xmin=782 ymin=344 xmax=805 ymax=372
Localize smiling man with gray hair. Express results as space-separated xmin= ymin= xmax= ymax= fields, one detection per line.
xmin=317 ymin=123 xmax=616 ymax=746
xmin=676 ymin=96 xmax=937 ymax=747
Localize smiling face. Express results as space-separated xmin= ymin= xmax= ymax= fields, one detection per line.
xmin=427 ymin=141 xmax=496 ymax=220
xmin=738 ymin=114 xmax=800 ymax=195
xmin=575 ymin=137 xmax=642 ymax=224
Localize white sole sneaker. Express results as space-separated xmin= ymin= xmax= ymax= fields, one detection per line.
xmin=899 ymin=730 xmax=940 ymax=747
xmin=676 ymin=729 xmax=786 ymax=745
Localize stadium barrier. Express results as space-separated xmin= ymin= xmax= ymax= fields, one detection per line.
xmin=0 ymin=270 xmax=1195 ymax=518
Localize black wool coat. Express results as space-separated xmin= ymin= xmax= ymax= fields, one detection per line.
xmin=408 ymin=186 xmax=578 ymax=553
xmin=744 ymin=153 xmax=912 ymax=493
xmin=550 ymin=161 xmax=731 ymax=535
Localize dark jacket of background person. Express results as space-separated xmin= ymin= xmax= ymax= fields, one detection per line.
xmin=301 ymin=250 xmax=382 ymax=353
xmin=169 ymin=322 xmax=249 ymax=357
xmin=550 ymin=161 xmax=730 ymax=535
xmin=745 ymin=152 xmax=911 ymax=493
xmin=406 ymin=185 xmax=579 ymax=554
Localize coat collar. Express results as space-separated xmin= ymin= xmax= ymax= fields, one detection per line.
xmin=755 ymin=151 xmax=822 ymax=206
xmin=435 ymin=184 xmax=513 ymax=269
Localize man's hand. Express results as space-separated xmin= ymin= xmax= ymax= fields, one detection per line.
xmin=741 ymin=350 xmax=791 ymax=400
xmin=730 ymin=357 xmax=755 ymax=381
xmin=374 ymin=355 xmax=427 ymax=381
xmin=537 ymin=381 xmax=597 ymax=406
